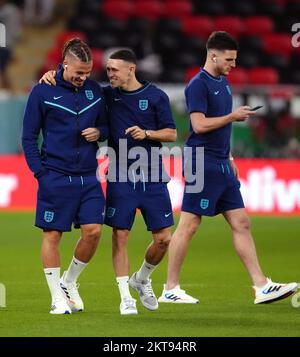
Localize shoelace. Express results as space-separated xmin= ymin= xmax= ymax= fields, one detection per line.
xmin=66 ymin=282 xmax=80 ymax=296
xmin=143 ymin=280 xmax=155 ymax=297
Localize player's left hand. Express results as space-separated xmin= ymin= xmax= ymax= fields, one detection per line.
xmin=229 ymin=159 xmax=239 ymax=178
xmin=82 ymin=128 xmax=100 ymax=142
xmin=125 ymin=126 xmax=146 ymax=140
xmin=39 ymin=70 xmax=57 ymax=85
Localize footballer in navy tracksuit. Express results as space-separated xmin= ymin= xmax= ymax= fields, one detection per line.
xmin=22 ymin=66 xmax=108 ymax=232
xmin=103 ymin=81 xmax=176 ymax=231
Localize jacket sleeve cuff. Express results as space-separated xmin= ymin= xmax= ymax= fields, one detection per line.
xmin=34 ymin=168 xmax=47 ymax=179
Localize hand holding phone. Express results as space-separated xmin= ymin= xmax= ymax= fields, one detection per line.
xmin=250 ymin=105 xmax=263 ymax=111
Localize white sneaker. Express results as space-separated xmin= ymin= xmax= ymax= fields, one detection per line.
xmin=158 ymin=284 xmax=199 ymax=304
xmin=129 ymin=272 xmax=158 ymax=311
xmin=50 ymin=297 xmax=72 ymax=315
xmin=253 ymin=278 xmax=298 ymax=304
xmin=60 ymin=271 xmax=84 ymax=312
xmin=120 ymin=297 xmax=138 ymax=315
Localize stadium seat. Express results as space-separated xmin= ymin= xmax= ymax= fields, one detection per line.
xmin=227 ymin=0 xmax=256 ymax=16
xmin=133 ymin=0 xmax=162 ymax=21
xmin=257 ymin=0 xmax=285 ymax=16
xmin=263 ymin=33 xmax=293 ymax=57
xmin=227 ymin=68 xmax=249 ymax=84
xmin=194 ymin=0 xmax=226 ymax=16
xmin=243 ymin=16 xmax=274 ymax=36
xmin=185 ymin=66 xmax=201 ymax=83
xmin=45 ymin=46 xmax=61 ymax=69
xmin=182 ymin=16 xmax=214 ymax=39
xmin=214 ymin=16 xmax=244 ymax=38
xmin=56 ymin=31 xmax=87 ymax=48
xmin=102 ymin=0 xmax=134 ymax=20
xmin=238 ymin=51 xmax=262 ymax=68
xmin=91 ymin=48 xmax=103 ymax=73
xmin=162 ymin=0 xmax=193 ymax=19
xmin=248 ymin=67 xmax=279 ymax=84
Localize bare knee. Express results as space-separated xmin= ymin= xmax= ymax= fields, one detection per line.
xmin=152 ymin=229 xmax=171 ymax=249
xmin=43 ymin=230 xmax=61 ymax=247
xmin=112 ymin=229 xmax=129 ymax=250
xmin=82 ymin=225 xmax=102 ymax=244
xmin=231 ymin=216 xmax=251 ymax=233
xmin=178 ymin=214 xmax=200 ymax=238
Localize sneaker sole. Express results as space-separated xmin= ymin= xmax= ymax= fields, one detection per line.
xmin=120 ymin=310 xmax=138 ymax=315
xmin=255 ymin=285 xmax=298 ymax=304
xmin=158 ymin=297 xmax=199 ymax=304
xmin=50 ymin=310 xmax=71 ymax=315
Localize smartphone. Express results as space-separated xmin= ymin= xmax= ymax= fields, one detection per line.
xmin=250 ymin=105 xmax=263 ymax=111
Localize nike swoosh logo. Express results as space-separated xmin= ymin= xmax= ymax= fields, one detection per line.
xmin=45 ymin=272 xmax=53 ymax=275
xmin=53 ymin=96 xmax=63 ymax=100
xmin=214 ymin=91 xmax=219 ymax=95
xmin=114 ymin=98 xmax=121 ymax=101
xmin=165 ymin=212 xmax=172 ymax=217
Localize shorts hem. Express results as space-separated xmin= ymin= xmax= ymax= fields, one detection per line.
xmin=35 ymin=224 xmax=71 ymax=232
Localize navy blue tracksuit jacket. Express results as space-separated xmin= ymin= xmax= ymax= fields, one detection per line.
xmin=22 ymin=67 xmax=108 ymax=178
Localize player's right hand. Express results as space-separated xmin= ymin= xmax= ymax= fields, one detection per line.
xmin=39 ymin=70 xmax=57 ymax=85
xmin=231 ymin=106 xmax=256 ymax=122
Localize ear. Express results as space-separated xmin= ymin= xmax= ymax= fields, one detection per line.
xmin=210 ymin=51 xmax=217 ymax=63
xmin=129 ymin=64 xmax=136 ymax=74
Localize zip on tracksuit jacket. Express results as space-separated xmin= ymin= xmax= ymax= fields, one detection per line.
xmin=22 ymin=66 xmax=108 ymax=178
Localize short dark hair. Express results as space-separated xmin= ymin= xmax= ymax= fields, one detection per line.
xmin=62 ymin=38 xmax=92 ymax=62
xmin=109 ymin=49 xmax=137 ymax=64
xmin=206 ymin=31 xmax=238 ymax=51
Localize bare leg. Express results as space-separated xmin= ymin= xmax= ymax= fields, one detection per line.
xmin=144 ymin=227 xmax=172 ymax=265
xmin=112 ymin=228 xmax=130 ymax=276
xmin=166 ymin=212 xmax=201 ymax=290
xmin=41 ymin=230 xmax=62 ymax=268
xmin=74 ymin=224 xmax=102 ymax=263
xmin=223 ymin=208 xmax=267 ymax=287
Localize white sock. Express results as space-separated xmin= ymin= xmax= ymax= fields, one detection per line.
xmin=64 ymin=256 xmax=88 ymax=283
xmin=136 ymin=260 xmax=157 ymax=281
xmin=44 ymin=267 xmax=61 ymax=302
xmin=116 ymin=276 xmax=132 ymax=299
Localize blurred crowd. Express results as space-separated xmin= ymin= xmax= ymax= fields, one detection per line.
xmin=0 ymin=0 xmax=55 ymax=89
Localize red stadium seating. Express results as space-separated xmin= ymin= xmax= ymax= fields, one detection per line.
xmin=243 ymin=16 xmax=274 ymax=36
xmin=56 ymin=31 xmax=87 ymax=48
xmin=91 ymin=48 xmax=103 ymax=73
xmin=227 ymin=68 xmax=249 ymax=84
xmin=185 ymin=66 xmax=200 ymax=83
xmin=182 ymin=16 xmax=214 ymax=38
xmin=102 ymin=0 xmax=134 ymax=20
xmin=214 ymin=16 xmax=244 ymax=38
xmin=134 ymin=0 xmax=162 ymax=20
xmin=263 ymin=33 xmax=293 ymax=57
xmin=248 ymin=67 xmax=279 ymax=84
xmin=162 ymin=0 xmax=192 ymax=19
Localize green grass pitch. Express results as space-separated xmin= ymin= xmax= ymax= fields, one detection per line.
xmin=0 ymin=212 xmax=299 ymax=337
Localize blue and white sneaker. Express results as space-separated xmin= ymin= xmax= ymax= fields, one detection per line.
xmin=158 ymin=284 xmax=199 ymax=304
xmin=50 ymin=297 xmax=71 ymax=315
xmin=253 ymin=278 xmax=298 ymax=304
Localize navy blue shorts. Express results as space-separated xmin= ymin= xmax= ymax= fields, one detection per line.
xmin=36 ymin=170 xmax=105 ymax=232
xmin=182 ymin=160 xmax=244 ymax=217
xmin=104 ymin=181 xmax=174 ymax=231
